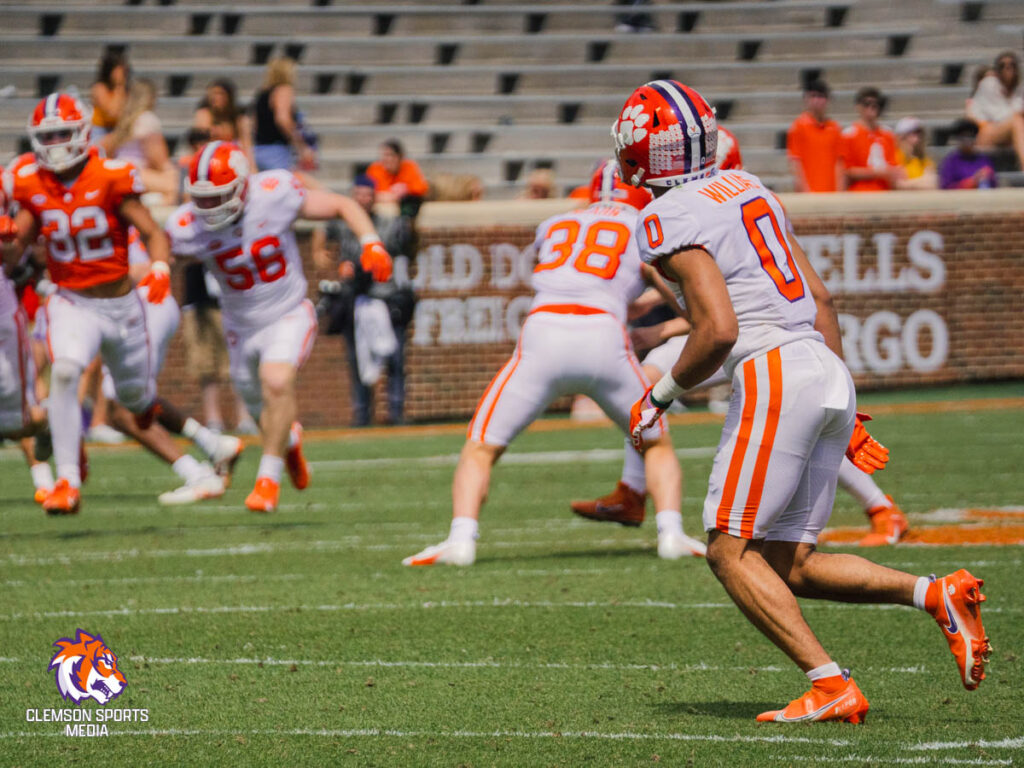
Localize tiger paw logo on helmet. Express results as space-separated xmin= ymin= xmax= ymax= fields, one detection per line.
xmin=48 ymin=629 xmax=126 ymax=705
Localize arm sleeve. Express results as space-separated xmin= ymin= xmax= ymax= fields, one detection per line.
xmin=107 ymin=161 xmax=146 ymax=208
xmin=635 ymin=200 xmax=704 ymax=266
xmin=164 ymin=207 xmax=204 ymax=258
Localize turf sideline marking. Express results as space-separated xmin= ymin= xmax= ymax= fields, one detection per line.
xmin=113 ymin=656 xmax=924 ymax=675
xmin=776 ymin=756 xmax=1011 ymax=766
xmin=0 ymin=727 xmax=851 ymax=746
xmin=910 ymin=738 xmax=1024 ymax=751
xmin=308 ymin=446 xmax=715 ymax=470
xmin=1 ymin=600 xmax=1005 ymax=622
xmin=1 ymin=573 xmax=305 ymax=589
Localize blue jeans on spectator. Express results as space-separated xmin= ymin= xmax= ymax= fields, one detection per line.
xmin=343 ymin=322 xmax=407 ymax=426
xmin=254 ymin=144 xmax=292 ymax=171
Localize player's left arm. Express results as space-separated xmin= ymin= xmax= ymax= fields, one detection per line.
xmin=639 ymin=263 xmax=688 ymax=319
xmin=1 ymin=209 xmax=39 ymax=277
xmin=119 ymin=196 xmax=172 ymax=302
xmin=300 ymin=189 xmax=392 ymax=282
xmin=788 ymin=236 xmax=843 ymax=358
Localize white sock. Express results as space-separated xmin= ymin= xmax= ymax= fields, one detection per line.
xmin=448 ymin=516 xmax=479 ymax=542
xmin=49 ymin=359 xmax=84 ymax=488
xmin=655 ymin=510 xmax=684 ymax=536
xmin=806 ymin=662 xmax=842 ymax=682
xmin=288 ymin=423 xmax=301 ymax=450
xmin=182 ymin=417 xmax=222 ymax=460
xmin=621 ymin=438 xmax=646 ymax=494
xmin=172 ymin=455 xmax=205 ymax=484
xmin=913 ymin=575 xmax=933 ymax=612
xmin=837 ymin=457 xmax=889 ymax=511
xmin=257 ymin=454 xmax=284 ymax=483
xmin=30 ymin=462 xmax=55 ymax=491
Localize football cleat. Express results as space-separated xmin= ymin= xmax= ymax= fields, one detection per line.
xmin=402 ymin=539 xmax=476 ymax=567
xmin=285 ymin=422 xmax=310 ymax=490
xmin=571 ymin=481 xmax=646 ymax=527
xmin=34 ymin=487 xmax=52 ymax=505
xmin=757 ymin=672 xmax=869 ymax=724
xmin=859 ymin=496 xmax=909 ymax=547
xmin=42 ymin=479 xmax=80 ymax=516
xmin=928 ymin=570 xmax=991 ymax=690
xmin=210 ymin=434 xmax=244 ymax=488
xmin=245 ymin=477 xmax=280 ymax=513
xmin=657 ymin=531 xmax=707 ymax=560
xmin=158 ymin=469 xmax=227 ymax=506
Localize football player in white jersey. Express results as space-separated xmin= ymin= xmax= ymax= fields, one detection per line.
xmin=403 ymin=160 xmax=706 ymax=567
xmin=618 ymin=80 xmax=988 ymax=722
xmin=167 ymin=141 xmax=392 ymax=512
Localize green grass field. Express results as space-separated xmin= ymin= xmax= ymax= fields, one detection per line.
xmin=1 ymin=385 xmax=1022 ymax=767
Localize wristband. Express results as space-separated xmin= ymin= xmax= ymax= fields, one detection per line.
xmin=651 ymin=372 xmax=686 ymax=407
xmin=359 ymin=234 xmax=382 ymax=246
xmin=151 ymin=261 xmax=170 ymax=274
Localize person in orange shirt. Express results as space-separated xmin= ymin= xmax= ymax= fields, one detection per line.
xmin=786 ymin=80 xmax=843 ymax=192
xmin=365 ymin=140 xmax=429 ymax=205
xmin=840 ymin=87 xmax=902 ymax=192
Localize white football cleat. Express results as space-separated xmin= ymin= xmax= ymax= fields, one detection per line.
xmin=402 ymin=539 xmax=476 ymax=567
xmin=158 ymin=469 xmax=227 ymax=506
xmin=657 ymin=531 xmax=707 ymax=559
xmin=210 ymin=435 xmax=244 ymax=487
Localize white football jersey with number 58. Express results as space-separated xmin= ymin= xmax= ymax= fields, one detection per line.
xmin=166 ymin=169 xmax=308 ymax=331
xmin=636 ymin=169 xmax=821 ymax=376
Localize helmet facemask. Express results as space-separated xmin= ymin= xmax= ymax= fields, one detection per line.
xmin=188 ymin=177 xmax=247 ymax=230
xmin=29 ymin=117 xmax=91 ymax=173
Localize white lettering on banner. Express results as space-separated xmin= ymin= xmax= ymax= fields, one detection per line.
xmin=413 ymin=295 xmax=532 ymax=347
xmin=839 ymin=310 xmax=949 ymax=375
xmin=798 ymin=230 xmax=945 ymax=294
xmin=490 ymin=243 xmax=535 ymax=289
xmin=413 ymin=243 xmax=534 ymax=292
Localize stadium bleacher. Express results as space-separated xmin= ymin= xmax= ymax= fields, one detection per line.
xmin=0 ymin=0 xmax=1020 ymax=195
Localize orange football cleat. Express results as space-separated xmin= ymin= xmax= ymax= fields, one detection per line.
xmin=42 ymin=479 xmax=80 ymax=516
xmin=757 ymin=672 xmax=869 ymax=724
xmin=928 ymin=570 xmax=991 ymax=690
xmin=34 ymin=487 xmax=51 ymax=505
xmin=858 ymin=496 xmax=909 ymax=547
xmin=285 ymin=422 xmax=310 ymax=490
xmin=571 ymin=481 xmax=646 ymax=527
xmin=245 ymin=477 xmax=280 ymax=513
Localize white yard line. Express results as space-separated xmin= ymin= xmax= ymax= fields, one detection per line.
xmin=309 ymin=446 xmax=715 ymax=470
xmin=910 ymin=738 xmax=1024 ymax=751
xmin=0 ymin=727 xmax=851 ymax=746
xmin=777 ymin=756 xmax=1012 ymax=766
xmin=2 ymin=598 xmax=1004 ymax=622
xmin=2 ymin=573 xmax=306 ymax=589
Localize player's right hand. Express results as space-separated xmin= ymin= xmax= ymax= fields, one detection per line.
xmin=0 ymin=215 xmax=18 ymax=243
xmin=629 ymin=386 xmax=667 ymax=451
xmin=846 ymin=411 xmax=889 ymax=474
xmin=360 ymin=240 xmax=393 ymax=282
xmin=139 ymin=261 xmax=171 ymax=304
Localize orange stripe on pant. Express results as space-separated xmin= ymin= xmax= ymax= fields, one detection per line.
xmin=478 ymin=344 xmax=523 ymax=443
xmin=739 ymin=347 xmax=783 ymax=538
xmin=715 ymin=357 xmax=759 ymax=534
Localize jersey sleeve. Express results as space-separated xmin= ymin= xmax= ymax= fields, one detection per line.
xmin=164 ymin=205 xmax=205 ymax=258
xmin=252 ymin=170 xmax=307 ymax=225
xmin=102 ymin=159 xmax=146 ymax=208
xmin=634 ymin=198 xmax=705 ymax=266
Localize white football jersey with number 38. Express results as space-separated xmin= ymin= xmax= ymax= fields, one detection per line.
xmin=636 ymin=169 xmax=821 ymax=375
xmin=166 ymin=169 xmax=307 ymax=331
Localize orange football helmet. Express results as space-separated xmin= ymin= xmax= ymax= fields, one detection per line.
xmin=187 ymin=140 xmax=250 ymax=230
xmin=27 ymin=93 xmax=92 ymax=173
xmin=588 ymin=159 xmax=652 ymax=210
xmin=612 ymin=80 xmax=718 ymax=189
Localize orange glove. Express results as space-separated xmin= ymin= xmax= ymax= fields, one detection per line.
xmin=360 ymin=239 xmax=393 ymax=283
xmin=629 ymin=386 xmax=669 ymax=451
xmin=138 ymin=261 xmax=171 ymax=304
xmin=0 ymin=215 xmax=17 ymax=243
xmin=846 ymin=411 xmax=889 ymax=474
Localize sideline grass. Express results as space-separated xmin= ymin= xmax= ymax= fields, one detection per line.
xmin=0 ymin=395 xmax=1021 ymax=766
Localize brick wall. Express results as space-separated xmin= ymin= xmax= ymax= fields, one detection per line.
xmin=158 ymin=195 xmax=1024 ymax=427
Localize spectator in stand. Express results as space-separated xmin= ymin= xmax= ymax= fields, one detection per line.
xmin=193 ymin=79 xmax=255 ymax=170
xmin=967 ymin=52 xmax=1024 ymax=169
xmin=89 ymin=51 xmax=129 ymax=143
xmin=893 ymin=117 xmax=938 ymax=190
xmin=786 ymin=79 xmax=843 ymax=192
xmin=312 ymin=175 xmax=414 ymax=426
xmin=613 ymin=0 xmax=656 ymax=33
xmin=840 ymin=86 xmax=902 ymax=192
xmin=101 ymin=78 xmax=178 ymax=204
xmin=519 ymin=168 xmax=557 ymax=199
xmin=940 ymin=118 xmax=997 ymax=190
xmin=252 ymin=57 xmax=316 ymax=172
xmin=366 ymin=139 xmax=429 ymax=208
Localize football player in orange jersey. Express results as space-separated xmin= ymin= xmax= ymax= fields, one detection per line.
xmin=1 ymin=94 xmax=173 ymax=515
